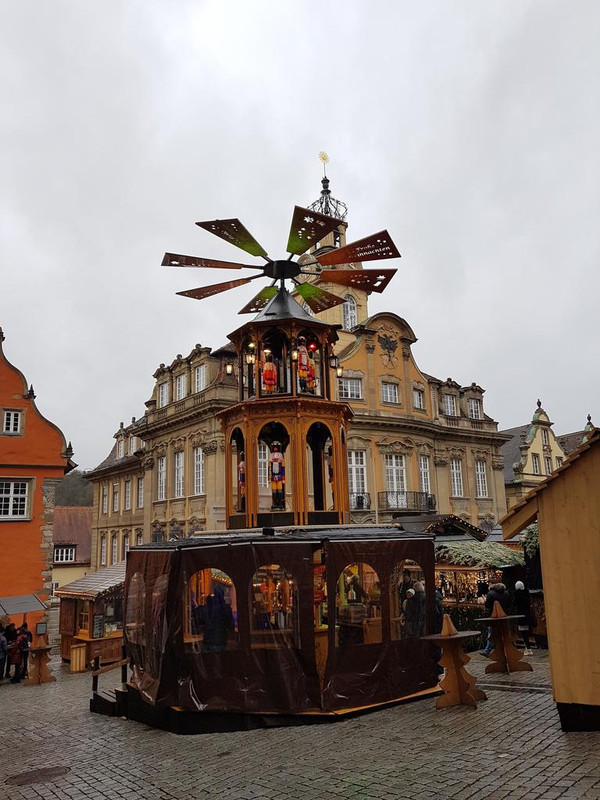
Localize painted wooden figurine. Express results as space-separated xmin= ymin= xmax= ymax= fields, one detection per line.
xmin=262 ymin=352 xmax=277 ymax=394
xmin=270 ymin=442 xmax=286 ymax=510
xmin=237 ymin=452 xmax=246 ymax=512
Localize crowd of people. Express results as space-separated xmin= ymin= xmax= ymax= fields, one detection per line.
xmin=0 ymin=622 xmax=32 ymax=683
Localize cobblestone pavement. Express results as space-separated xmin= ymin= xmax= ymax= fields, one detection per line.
xmin=1 ymin=650 xmax=600 ymax=800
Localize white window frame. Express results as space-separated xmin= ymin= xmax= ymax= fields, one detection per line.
xmin=468 ymin=398 xmax=482 ymax=420
xmin=175 ymin=373 xmax=186 ymax=401
xmin=257 ymin=442 xmax=269 ymax=488
xmin=556 ymin=456 xmax=563 ymax=468
xmin=100 ymin=535 xmax=107 ymax=566
xmin=158 ymin=382 xmax=169 ymax=408
xmin=101 ymin=485 xmax=108 ymax=514
xmin=385 ymin=454 xmax=406 ymax=492
xmin=450 ymin=458 xmax=464 ymax=497
xmin=413 ymin=389 xmax=425 ymax=410
xmin=347 ymin=450 xmax=367 ymax=495
xmin=545 ymin=456 xmax=553 ymax=476
xmin=3 ymin=410 xmax=21 ymax=434
xmin=0 ymin=480 xmax=29 ymax=519
xmin=338 ymin=377 xmax=363 ymax=400
xmin=123 ymin=533 xmax=130 ymax=558
xmin=193 ymin=447 xmax=205 ymax=495
xmin=136 ymin=531 xmax=144 ymax=547
xmin=111 ymin=534 xmax=118 ymax=564
xmin=194 ymin=365 xmax=206 ymax=393
xmin=124 ymin=479 xmax=131 ymax=511
xmin=117 ymin=439 xmax=124 ymax=459
xmin=532 ymin=454 xmax=540 ymax=475
xmin=54 ymin=546 xmax=76 ymax=563
xmin=112 ymin=483 xmax=119 ymax=513
xmin=419 ymin=455 xmax=430 ymax=494
xmin=342 ymin=295 xmax=357 ymax=331
xmin=137 ymin=477 xmax=144 ymax=509
xmin=174 ymin=451 xmax=184 ymax=498
xmin=129 ymin=436 xmax=137 ymax=455
xmin=157 ymin=456 xmax=166 ymax=501
xmin=475 ymin=460 xmax=488 ymax=498
xmin=381 ymin=382 xmax=399 ymax=404
xmin=444 ymin=394 xmax=459 ymax=417
xmin=541 ymin=428 xmax=549 ymax=445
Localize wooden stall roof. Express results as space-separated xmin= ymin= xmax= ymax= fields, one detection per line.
xmin=134 ymin=524 xmax=434 ymax=551
xmin=54 ymin=561 xmax=126 ymax=600
xmin=395 ymin=514 xmax=488 ymax=542
xmin=500 ymin=427 xmax=599 ymax=540
xmin=434 ymin=540 xmax=524 ymax=569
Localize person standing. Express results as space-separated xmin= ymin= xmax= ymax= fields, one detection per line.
xmin=20 ymin=623 xmax=33 ymax=679
xmin=514 ymin=580 xmax=535 ymax=655
xmin=4 ymin=623 xmax=17 ymax=679
xmin=9 ymin=627 xmax=28 ymax=683
xmin=481 ymin=582 xmax=509 ymax=657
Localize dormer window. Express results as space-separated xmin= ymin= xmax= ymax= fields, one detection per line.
xmin=443 ymin=394 xmax=459 ymax=417
xmin=541 ymin=428 xmax=549 ymax=445
xmin=468 ymin=398 xmax=482 ymax=420
xmin=117 ymin=439 xmax=124 ymax=459
xmin=158 ymin=382 xmax=169 ymax=408
xmin=194 ymin=365 xmax=206 ymax=393
xmin=175 ymin=374 xmax=186 ymax=401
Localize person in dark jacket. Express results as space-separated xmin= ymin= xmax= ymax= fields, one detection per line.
xmin=4 ymin=623 xmax=17 ymax=678
xmin=404 ymin=581 xmax=426 ymax=638
xmin=0 ymin=625 xmax=7 ymax=682
xmin=481 ymin=582 xmax=509 ymax=656
xmin=514 ymin=580 xmax=535 ymax=654
xmin=202 ymin=586 xmax=234 ymax=653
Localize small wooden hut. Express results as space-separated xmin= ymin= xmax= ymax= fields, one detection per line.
xmin=501 ymin=428 xmax=600 ymax=731
xmin=55 ymin=562 xmax=126 ymax=666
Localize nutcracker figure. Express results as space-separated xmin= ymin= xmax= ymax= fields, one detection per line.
xmin=237 ymin=452 xmax=246 ymax=512
xmin=297 ymin=337 xmax=309 ymax=392
xmin=269 ymin=441 xmax=286 ymax=510
xmin=261 ymin=351 xmax=277 ymax=394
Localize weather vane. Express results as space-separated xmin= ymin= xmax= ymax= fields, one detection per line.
xmin=318 ymin=151 xmax=329 ymax=176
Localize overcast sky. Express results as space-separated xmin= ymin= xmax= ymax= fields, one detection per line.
xmin=1 ymin=1 xmax=598 ymax=470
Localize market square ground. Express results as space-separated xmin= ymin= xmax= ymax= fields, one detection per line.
xmin=1 ymin=651 xmax=600 ymax=800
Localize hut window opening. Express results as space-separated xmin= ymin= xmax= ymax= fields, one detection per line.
xmin=390 ymin=561 xmax=426 ymax=640
xmin=251 ymin=565 xmax=299 ymax=649
xmin=104 ymin=597 xmax=123 ymax=635
xmin=187 ymin=568 xmax=238 ymax=652
xmin=336 ymin=563 xmax=382 ymax=646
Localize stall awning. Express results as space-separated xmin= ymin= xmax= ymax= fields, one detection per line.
xmin=55 ymin=561 xmax=126 ymax=600
xmin=0 ymin=594 xmax=47 ymax=616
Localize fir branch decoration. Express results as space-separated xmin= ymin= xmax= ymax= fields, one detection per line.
xmin=520 ymin=523 xmax=539 ymax=558
xmin=435 ymin=540 xmax=524 ymax=568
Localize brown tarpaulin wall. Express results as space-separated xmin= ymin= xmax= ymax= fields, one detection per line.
xmin=124 ymin=537 xmax=438 ymax=714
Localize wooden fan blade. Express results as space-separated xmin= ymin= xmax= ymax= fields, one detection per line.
xmin=176 ymin=277 xmax=257 ymax=301
xmin=295 ymin=282 xmax=345 ymax=313
xmin=316 ymin=230 xmax=401 ymax=266
xmin=162 ymin=252 xmax=263 ymax=270
xmin=238 ymin=286 xmax=279 ymax=314
xmin=318 ymin=268 xmax=397 ymax=294
xmin=286 ymin=206 xmax=343 ymax=256
xmin=196 ymin=218 xmax=269 ymax=258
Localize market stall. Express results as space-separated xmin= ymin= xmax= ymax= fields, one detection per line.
xmin=122 ymin=526 xmax=440 ymax=731
xmin=55 ymin=562 xmax=126 ymax=667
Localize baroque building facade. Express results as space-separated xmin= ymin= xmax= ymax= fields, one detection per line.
xmin=87 ymin=179 xmax=509 ymax=570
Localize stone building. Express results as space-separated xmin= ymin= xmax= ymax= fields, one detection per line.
xmin=87 ymin=178 xmax=509 ymax=570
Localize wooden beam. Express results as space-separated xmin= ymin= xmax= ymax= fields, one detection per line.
xmin=500 ymin=497 xmax=538 ymax=540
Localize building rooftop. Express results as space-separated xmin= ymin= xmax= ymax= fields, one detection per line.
xmin=53 ymin=506 xmax=92 ymax=564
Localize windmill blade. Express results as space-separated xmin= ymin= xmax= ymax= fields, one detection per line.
xmin=286 ymin=206 xmax=342 ymax=256
xmin=162 ymin=252 xmax=263 ymax=270
xmin=316 ymin=230 xmax=400 ymax=266
xmin=176 ymin=276 xmax=261 ymax=301
xmin=295 ymin=282 xmax=346 ymax=314
xmin=196 ymin=218 xmax=269 ymax=259
xmin=238 ymin=286 xmax=279 ymax=314
xmin=318 ymin=268 xmax=397 ymax=294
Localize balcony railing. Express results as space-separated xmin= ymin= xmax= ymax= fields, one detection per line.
xmin=378 ymin=491 xmax=436 ymax=513
xmin=350 ymin=492 xmax=371 ymax=510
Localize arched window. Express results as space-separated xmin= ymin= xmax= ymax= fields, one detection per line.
xmin=390 ymin=560 xmax=426 ymax=640
xmin=336 ymin=563 xmax=382 ymax=646
xmin=100 ymin=534 xmax=107 ymax=566
xmin=251 ymin=564 xmax=299 ymax=648
xmin=111 ymin=533 xmax=118 ymax=564
xmin=342 ymin=295 xmax=357 ymax=331
xmin=187 ymin=568 xmax=238 ymax=652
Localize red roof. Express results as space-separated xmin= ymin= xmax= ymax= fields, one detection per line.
xmin=53 ymin=506 xmax=92 ymax=564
